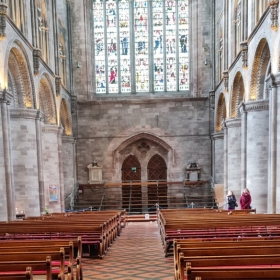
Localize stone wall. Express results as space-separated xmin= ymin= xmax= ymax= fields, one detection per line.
xmin=76 ymin=97 xmax=212 ymax=185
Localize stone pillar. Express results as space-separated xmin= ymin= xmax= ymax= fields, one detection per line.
xmin=223 ymin=121 xmax=228 ymax=198
xmin=35 ymin=110 xmax=45 ymax=215
xmin=239 ymin=102 xmax=247 ymax=191
xmin=62 ymin=136 xmax=76 ymax=210
xmin=10 ymin=108 xmax=40 ymax=217
xmin=0 ymin=90 xmax=14 ymax=221
xmin=42 ymin=125 xmax=62 ymax=213
xmin=223 ymin=0 xmax=228 ymax=71
xmin=245 ymin=100 xmax=269 ymax=213
xmin=211 ymin=131 xmax=224 ymax=184
xmin=57 ymin=127 xmax=64 ymax=211
xmin=224 ymin=118 xmax=241 ymax=202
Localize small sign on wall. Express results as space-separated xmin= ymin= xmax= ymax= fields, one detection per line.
xmin=49 ymin=185 xmax=59 ymax=202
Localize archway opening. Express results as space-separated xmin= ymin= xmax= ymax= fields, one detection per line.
xmin=147 ymin=154 xmax=167 ymax=210
xmin=121 ymin=155 xmax=141 ymax=212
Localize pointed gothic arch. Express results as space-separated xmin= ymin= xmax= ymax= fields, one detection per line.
xmin=230 ymin=71 xmax=244 ymax=118
xmin=147 ymin=154 xmax=167 ymax=210
xmin=250 ymin=38 xmax=271 ymax=100
xmin=215 ymin=93 xmax=226 ymax=131
xmin=121 ymin=155 xmax=141 ymax=212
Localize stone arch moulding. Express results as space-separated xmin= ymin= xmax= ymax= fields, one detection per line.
xmin=39 ymin=73 xmax=57 ymax=124
xmin=5 ymin=39 xmax=36 ymax=108
xmin=113 ymin=132 xmax=175 ymax=169
xmin=60 ymin=98 xmax=72 ymax=136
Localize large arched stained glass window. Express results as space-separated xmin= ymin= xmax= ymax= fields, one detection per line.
xmin=93 ymin=0 xmax=189 ymax=95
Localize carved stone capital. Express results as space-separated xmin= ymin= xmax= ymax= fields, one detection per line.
xmin=222 ymin=71 xmax=229 ymax=92
xmin=225 ymin=118 xmax=241 ymax=128
xmin=238 ymin=101 xmax=246 ymax=115
xmin=269 ymin=0 xmax=279 ymax=31
xmin=10 ymin=108 xmax=38 ymax=120
xmin=0 ymin=3 xmax=8 ymax=40
xmin=209 ymin=90 xmax=215 ymax=109
xmin=33 ymin=48 xmax=41 ymax=75
xmin=240 ymin=41 xmax=248 ymax=69
xmin=243 ymin=100 xmax=269 ymax=113
xmin=55 ymin=76 xmax=61 ymax=97
xmin=42 ymin=124 xmax=60 ymax=134
xmin=36 ymin=109 xmax=44 ymax=121
xmin=71 ymin=95 xmax=77 ymax=115
xmin=62 ymin=135 xmax=76 ymax=144
xmin=0 ymin=89 xmax=13 ymax=105
xmin=211 ymin=131 xmax=224 ymax=140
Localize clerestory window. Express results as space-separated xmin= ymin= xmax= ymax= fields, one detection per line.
xmin=93 ymin=0 xmax=189 ymax=95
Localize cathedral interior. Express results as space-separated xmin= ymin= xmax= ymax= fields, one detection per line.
xmin=0 ymin=0 xmax=279 ymax=221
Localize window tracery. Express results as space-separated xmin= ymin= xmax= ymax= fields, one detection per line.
xmin=93 ymin=0 xmax=189 ymax=94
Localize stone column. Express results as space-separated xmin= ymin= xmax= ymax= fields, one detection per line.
xmin=211 ymin=131 xmax=224 ymax=184
xmin=245 ymin=100 xmax=269 ymax=213
xmin=10 ymin=108 xmax=40 ymax=217
xmin=57 ymin=127 xmax=64 ymax=211
xmin=239 ymin=102 xmax=247 ymax=191
xmin=35 ymin=110 xmax=45 ymax=215
xmin=0 ymin=90 xmax=14 ymax=221
xmin=223 ymin=0 xmax=229 ymax=71
xmin=268 ymin=76 xmax=277 ymax=213
xmin=224 ymin=118 xmax=241 ymax=201
xmin=223 ymin=121 xmax=228 ymax=198
xmin=62 ymin=136 xmax=76 ymax=210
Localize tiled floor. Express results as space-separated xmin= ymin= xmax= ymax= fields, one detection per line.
xmin=82 ymin=222 xmax=174 ymax=280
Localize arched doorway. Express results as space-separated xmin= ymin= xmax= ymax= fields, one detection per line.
xmin=121 ymin=155 xmax=141 ymax=212
xmin=147 ymin=154 xmax=167 ymax=210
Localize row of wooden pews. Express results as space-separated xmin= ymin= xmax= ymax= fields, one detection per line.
xmin=157 ymin=209 xmax=280 ymax=280
xmin=0 ymin=209 xmax=126 ymax=280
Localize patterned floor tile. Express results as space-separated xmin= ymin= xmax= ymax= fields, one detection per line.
xmin=82 ymin=222 xmax=174 ymax=280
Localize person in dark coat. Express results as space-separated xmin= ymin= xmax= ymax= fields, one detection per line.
xmin=227 ymin=191 xmax=237 ymax=210
xmin=240 ymin=188 xmax=252 ymax=209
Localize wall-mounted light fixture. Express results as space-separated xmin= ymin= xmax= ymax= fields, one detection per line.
xmin=204 ymin=59 xmax=208 ymax=66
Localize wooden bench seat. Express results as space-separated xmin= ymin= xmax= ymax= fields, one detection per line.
xmin=176 ymin=243 xmax=280 ymax=280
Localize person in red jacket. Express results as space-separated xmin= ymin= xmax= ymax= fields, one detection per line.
xmin=240 ymin=188 xmax=252 ymax=209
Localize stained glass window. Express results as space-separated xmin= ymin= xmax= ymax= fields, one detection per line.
xmin=93 ymin=0 xmax=189 ymax=94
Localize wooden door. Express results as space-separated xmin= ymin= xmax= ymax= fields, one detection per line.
xmin=147 ymin=154 xmax=167 ymax=210
xmin=121 ymin=155 xmax=141 ymax=212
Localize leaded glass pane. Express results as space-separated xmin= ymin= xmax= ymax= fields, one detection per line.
xmin=119 ymin=0 xmax=131 ymax=93
xmin=165 ymin=0 xmax=176 ymax=91
xmin=107 ymin=1 xmax=118 ymax=93
xmin=153 ymin=0 xmax=164 ymax=92
xmin=178 ymin=0 xmax=189 ymax=90
xmin=134 ymin=0 xmax=149 ymax=92
xmin=94 ymin=1 xmax=106 ymax=94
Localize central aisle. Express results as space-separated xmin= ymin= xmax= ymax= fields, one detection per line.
xmin=83 ymin=221 xmax=174 ymax=280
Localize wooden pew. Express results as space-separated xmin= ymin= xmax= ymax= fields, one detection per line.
xmin=0 ymin=266 xmax=33 ymax=280
xmin=0 ymin=249 xmax=68 ymax=280
xmin=186 ymin=264 xmax=280 ymax=280
xmin=0 ymin=243 xmax=82 ymax=279
xmin=176 ymin=244 xmax=280 ymax=280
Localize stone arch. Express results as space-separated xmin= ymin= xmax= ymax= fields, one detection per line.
xmin=39 ymin=74 xmax=57 ymax=124
xmin=114 ymin=132 xmax=174 ymax=163
xmin=7 ymin=41 xmax=35 ymax=109
xmin=249 ymin=38 xmax=271 ymax=100
xmin=230 ymin=71 xmax=244 ymax=118
xmin=60 ymin=98 xmax=72 ymax=136
xmin=215 ymin=93 xmax=226 ymax=132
